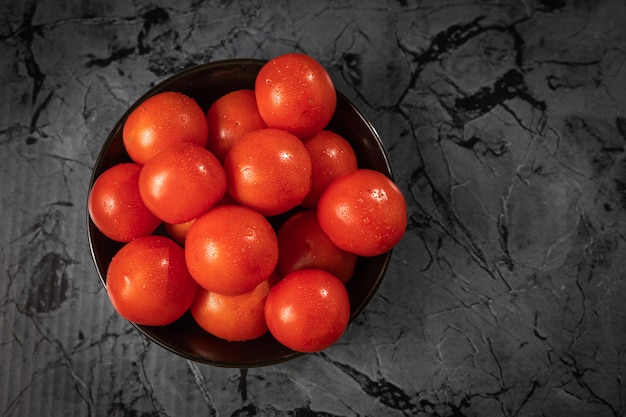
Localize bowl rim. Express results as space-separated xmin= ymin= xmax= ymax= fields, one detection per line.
xmin=87 ymin=58 xmax=394 ymax=367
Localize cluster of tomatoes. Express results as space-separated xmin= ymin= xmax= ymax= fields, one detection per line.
xmin=88 ymin=53 xmax=407 ymax=353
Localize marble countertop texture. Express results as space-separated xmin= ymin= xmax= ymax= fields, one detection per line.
xmin=1 ymin=0 xmax=625 ymax=416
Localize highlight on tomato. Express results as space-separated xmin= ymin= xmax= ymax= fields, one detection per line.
xmin=255 ymin=53 xmax=336 ymax=139
xmin=224 ymin=128 xmax=312 ymax=216
xmin=301 ymin=130 xmax=358 ymax=208
xmin=122 ymin=91 xmax=208 ymax=165
xmin=138 ymin=142 xmax=226 ymax=224
xmin=317 ymin=169 xmax=407 ymax=257
xmin=88 ymin=163 xmax=161 ymax=242
xmin=106 ymin=235 xmax=199 ymax=326
xmin=184 ymin=205 xmax=279 ymax=296
xmin=264 ymin=269 xmax=350 ymax=353
xmin=206 ymin=89 xmax=267 ymax=162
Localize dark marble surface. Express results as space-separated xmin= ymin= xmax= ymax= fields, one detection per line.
xmin=1 ymin=0 xmax=625 ymax=416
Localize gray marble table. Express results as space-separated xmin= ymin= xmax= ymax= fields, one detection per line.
xmin=1 ymin=0 xmax=625 ymax=416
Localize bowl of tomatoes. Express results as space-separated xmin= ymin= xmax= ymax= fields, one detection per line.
xmin=88 ymin=55 xmax=407 ymax=367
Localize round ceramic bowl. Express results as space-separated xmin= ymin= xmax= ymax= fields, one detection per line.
xmin=87 ymin=59 xmax=393 ymax=367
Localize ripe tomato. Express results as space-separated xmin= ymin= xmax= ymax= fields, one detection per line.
xmin=264 ymin=269 xmax=350 ymax=353
xmin=185 ymin=205 xmax=278 ymax=296
xmin=206 ymin=89 xmax=267 ymax=162
xmin=164 ymin=219 xmax=196 ymax=246
xmin=138 ymin=142 xmax=226 ymax=224
xmin=164 ymin=192 xmax=238 ymax=245
xmin=106 ymin=235 xmax=198 ymax=326
xmin=123 ymin=91 xmax=208 ymax=165
xmin=301 ymin=130 xmax=358 ymax=208
xmin=190 ymin=280 xmax=270 ymax=341
xmin=277 ymin=210 xmax=357 ymax=283
xmin=224 ymin=128 xmax=312 ymax=216
xmin=317 ymin=169 xmax=407 ymax=257
xmin=255 ymin=53 xmax=336 ymax=139
xmin=88 ymin=163 xmax=161 ymax=242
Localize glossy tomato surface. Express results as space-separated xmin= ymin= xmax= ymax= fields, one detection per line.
xmin=255 ymin=53 xmax=336 ymax=139
xmin=301 ymin=130 xmax=358 ymax=208
xmin=191 ymin=280 xmax=270 ymax=342
xmin=317 ymin=169 xmax=407 ymax=257
xmin=264 ymin=269 xmax=350 ymax=353
xmin=138 ymin=142 xmax=226 ymax=224
xmin=224 ymin=128 xmax=312 ymax=216
xmin=277 ymin=210 xmax=357 ymax=283
xmin=185 ymin=205 xmax=279 ymax=296
xmin=206 ymin=89 xmax=267 ymax=162
xmin=106 ymin=235 xmax=199 ymax=326
xmin=88 ymin=163 xmax=161 ymax=242
xmin=122 ymin=91 xmax=208 ymax=165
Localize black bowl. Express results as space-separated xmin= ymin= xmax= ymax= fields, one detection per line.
xmin=87 ymin=59 xmax=393 ymax=367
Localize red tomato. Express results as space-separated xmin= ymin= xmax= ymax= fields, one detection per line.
xmin=301 ymin=130 xmax=358 ymax=208
xmin=317 ymin=169 xmax=407 ymax=257
xmin=264 ymin=269 xmax=350 ymax=353
xmin=224 ymin=128 xmax=312 ymax=216
xmin=123 ymin=91 xmax=208 ymax=165
xmin=106 ymin=235 xmax=198 ymax=326
xmin=277 ymin=210 xmax=357 ymax=283
xmin=164 ymin=195 xmax=238 ymax=247
xmin=164 ymin=219 xmax=196 ymax=246
xmin=185 ymin=205 xmax=278 ymax=296
xmin=190 ymin=280 xmax=270 ymax=341
xmin=206 ymin=89 xmax=267 ymax=162
xmin=255 ymin=53 xmax=336 ymax=139
xmin=138 ymin=142 xmax=226 ymax=224
xmin=88 ymin=163 xmax=161 ymax=242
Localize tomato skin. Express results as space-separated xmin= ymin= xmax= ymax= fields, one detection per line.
xmin=255 ymin=53 xmax=336 ymax=139
xmin=88 ymin=163 xmax=161 ymax=242
xmin=138 ymin=142 xmax=226 ymax=224
xmin=206 ymin=89 xmax=267 ymax=162
xmin=164 ymin=219 xmax=196 ymax=246
xmin=277 ymin=210 xmax=357 ymax=284
xmin=317 ymin=169 xmax=407 ymax=257
xmin=264 ymin=269 xmax=350 ymax=353
xmin=123 ymin=91 xmax=208 ymax=165
xmin=190 ymin=280 xmax=270 ymax=341
xmin=185 ymin=205 xmax=279 ymax=296
xmin=301 ymin=130 xmax=358 ymax=208
xmin=106 ymin=235 xmax=198 ymax=326
xmin=224 ymin=128 xmax=312 ymax=216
